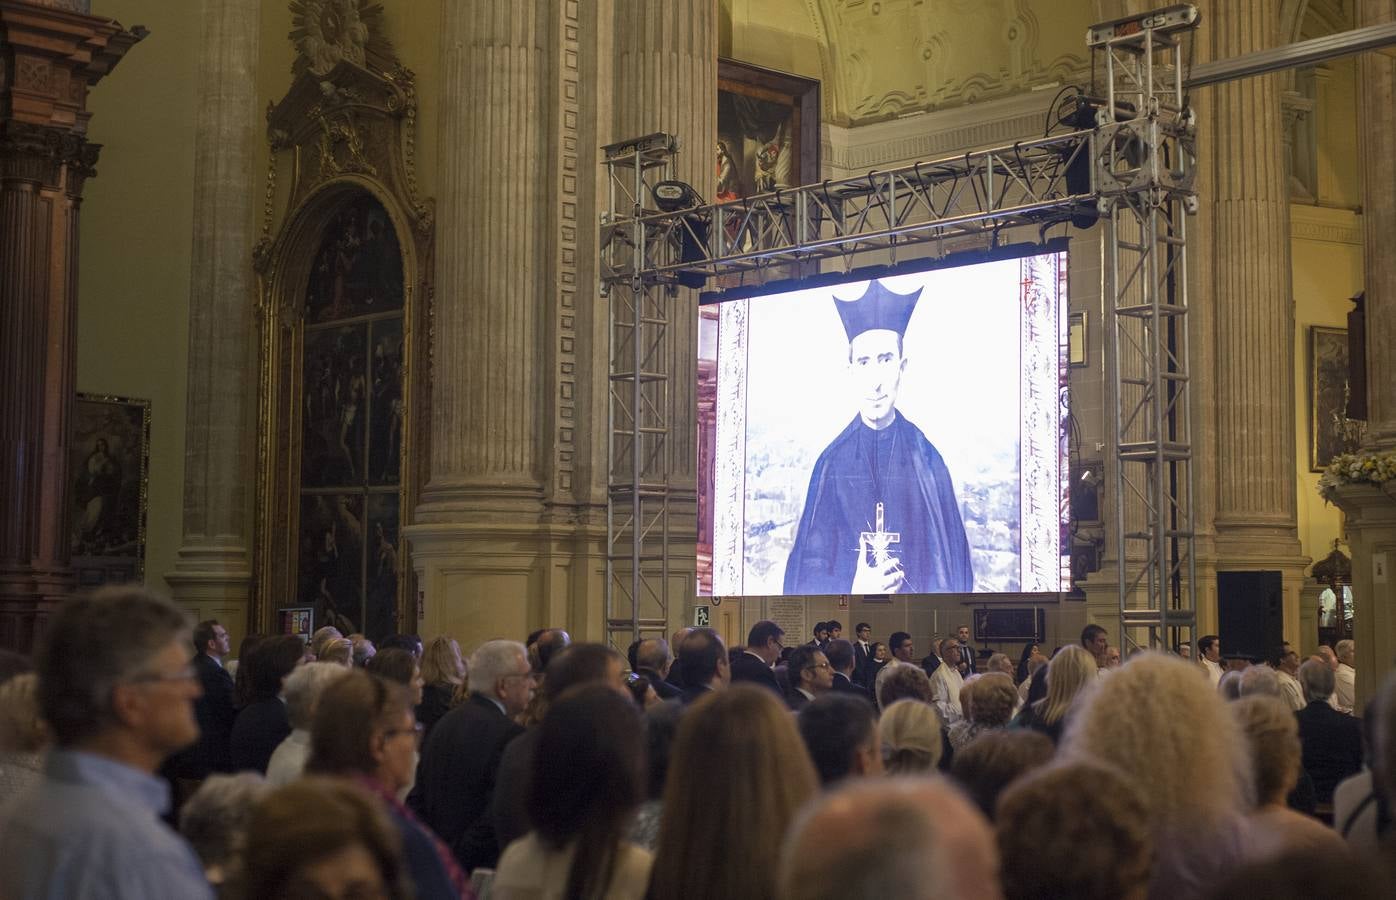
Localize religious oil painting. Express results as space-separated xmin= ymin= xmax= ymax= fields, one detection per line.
xmin=70 ymin=393 xmax=150 ymax=586
xmin=304 ymin=195 xmax=404 ymax=322
xmin=717 ymin=59 xmax=820 ymax=201
xmin=1309 ymin=325 xmax=1365 ymax=471
xmin=294 ymin=191 xmax=407 ymax=639
xmin=698 ymin=251 xmax=1071 ymax=598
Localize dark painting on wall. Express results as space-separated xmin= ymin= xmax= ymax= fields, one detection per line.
xmin=365 ymin=492 xmax=400 ymax=639
xmin=302 ymin=325 xmax=369 ymax=488
xmin=304 ymin=195 xmax=404 ymax=323
xmin=70 ymin=394 xmax=150 ymax=586
xmin=1309 ymin=325 xmax=1366 ymax=471
xmin=717 ymin=59 xmax=820 ymax=201
xmin=297 ymin=493 xmax=365 ymax=634
xmin=368 ymin=317 xmax=404 ymax=486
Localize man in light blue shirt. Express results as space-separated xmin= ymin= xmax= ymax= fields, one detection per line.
xmin=0 ymin=587 xmax=214 ymax=900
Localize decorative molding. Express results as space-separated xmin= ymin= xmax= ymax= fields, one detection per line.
xmin=554 ymin=0 xmax=581 ymax=498
xmin=810 ymin=0 xmax=1087 ymax=126
xmin=1290 ymin=203 xmax=1363 ymax=244
xmin=289 ymin=0 xmax=393 ymax=78
xmin=823 ymin=86 xmax=1056 ymax=173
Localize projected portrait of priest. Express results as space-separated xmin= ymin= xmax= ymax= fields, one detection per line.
xmin=782 ymin=280 xmax=974 ymax=595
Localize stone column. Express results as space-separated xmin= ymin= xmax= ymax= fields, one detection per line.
xmin=1333 ymin=0 xmax=1396 ymax=706
xmin=610 ymin=0 xmax=717 ymax=629
xmin=1197 ymin=0 xmax=1309 ymax=645
xmin=1357 ymin=0 xmax=1396 ymax=451
xmin=163 ymin=0 xmax=260 ymax=639
xmin=406 ymin=1 xmax=558 ymax=643
xmin=0 ymin=3 xmax=142 ymax=650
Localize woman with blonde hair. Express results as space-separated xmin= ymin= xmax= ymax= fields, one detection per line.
xmin=949 ymin=672 xmax=1018 ymax=751
xmin=878 ymin=698 xmax=944 ymax=774
xmin=648 ymin=686 xmax=819 ymax=900
xmin=1010 ymin=645 xmax=1096 ymax=744
xmin=318 ymin=637 xmax=354 ymax=667
xmin=1060 ymin=651 xmax=1253 ymax=899
xmin=1231 ymin=695 xmax=1347 ymax=860
xmin=418 ymin=636 xmax=466 ymax=738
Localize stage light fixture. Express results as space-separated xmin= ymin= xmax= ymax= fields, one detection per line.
xmin=652 ymin=180 xmax=700 ymax=212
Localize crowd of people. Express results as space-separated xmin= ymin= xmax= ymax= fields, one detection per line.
xmin=0 ymin=587 xmax=1392 ymax=899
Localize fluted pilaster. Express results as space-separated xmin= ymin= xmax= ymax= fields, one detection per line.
xmin=1358 ymin=0 xmax=1396 ymax=449
xmin=418 ymin=1 xmax=552 ymax=520
xmin=165 ymin=0 xmax=260 ymax=616
xmin=612 ymin=0 xmax=717 ymax=485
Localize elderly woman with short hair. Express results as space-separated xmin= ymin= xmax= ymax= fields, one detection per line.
xmin=178 ymin=772 xmax=270 ymax=891
xmin=265 ymin=661 xmax=352 ymax=787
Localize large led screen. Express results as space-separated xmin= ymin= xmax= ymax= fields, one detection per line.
xmin=697 ymin=250 xmax=1070 ymax=597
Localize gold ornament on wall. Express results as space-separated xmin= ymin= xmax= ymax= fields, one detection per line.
xmin=290 ymin=0 xmax=393 ymax=78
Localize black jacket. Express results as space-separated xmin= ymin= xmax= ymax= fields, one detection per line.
xmin=165 ymin=653 xmax=236 ymax=779
xmin=1296 ymin=700 xmax=1364 ymax=804
xmin=229 ymin=697 xmax=290 ymax=774
xmin=408 ymin=693 xmax=524 ymax=871
xmin=729 ymin=652 xmax=781 ymax=695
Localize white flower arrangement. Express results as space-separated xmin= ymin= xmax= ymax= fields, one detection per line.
xmin=1318 ymin=450 xmax=1396 ymax=501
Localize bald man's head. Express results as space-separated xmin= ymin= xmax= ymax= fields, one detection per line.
xmin=778 ymin=777 xmax=1000 ymax=900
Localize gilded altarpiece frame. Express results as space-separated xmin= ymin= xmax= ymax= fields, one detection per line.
xmin=253 ymin=58 xmax=434 ymax=638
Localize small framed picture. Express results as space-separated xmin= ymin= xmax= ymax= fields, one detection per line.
xmin=1069 ymin=311 xmax=1087 ymax=368
xmin=70 ymin=393 xmax=150 ymax=587
xmin=280 ymin=607 xmax=314 ymax=642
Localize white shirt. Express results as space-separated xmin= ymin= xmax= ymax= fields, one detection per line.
xmin=1276 ymin=669 xmax=1305 ymax=712
xmin=495 ymin=833 xmax=653 ymax=900
xmin=1335 ymin=663 xmax=1356 ymax=714
xmin=265 ymin=729 xmax=311 ymax=787
xmin=1201 ymin=657 xmax=1224 ymax=689
xmin=928 ymin=663 xmax=964 ymax=724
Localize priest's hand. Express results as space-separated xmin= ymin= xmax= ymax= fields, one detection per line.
xmin=852 ymin=536 xmax=905 ymax=594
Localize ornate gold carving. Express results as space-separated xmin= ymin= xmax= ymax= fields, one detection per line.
xmin=290 ymin=0 xmax=393 ymax=77
xmin=253 ymin=31 xmax=434 ymax=635
xmin=312 ymin=106 xmax=376 ymax=178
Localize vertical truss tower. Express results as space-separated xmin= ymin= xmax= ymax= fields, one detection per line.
xmin=1090 ymin=7 xmax=1200 ymax=652
xmin=600 ymin=134 xmax=680 ymax=650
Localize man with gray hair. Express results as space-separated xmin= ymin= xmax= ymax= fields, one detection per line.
xmin=0 ymin=587 xmax=213 ymax=899
xmin=1295 ymin=658 xmax=1363 ymax=805
xmin=409 ymin=639 xmax=531 ymax=871
xmin=635 ymin=637 xmax=680 ymax=700
xmin=1334 ymin=639 xmax=1356 ymax=715
xmin=777 ymin=777 xmax=1000 ymax=900
xmin=1237 ymin=664 xmax=1280 ymax=699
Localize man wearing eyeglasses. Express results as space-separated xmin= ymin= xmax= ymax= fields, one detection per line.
xmin=730 ymin=619 xmax=785 ymax=696
xmin=786 ymin=645 xmax=835 ymax=711
xmin=0 ymin=587 xmax=213 ymax=899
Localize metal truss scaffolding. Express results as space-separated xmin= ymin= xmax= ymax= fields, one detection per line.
xmin=599 ymin=7 xmax=1202 ymax=649
xmin=602 ymin=135 xmax=678 ymax=650
xmin=1092 ymin=10 xmax=1199 ymax=654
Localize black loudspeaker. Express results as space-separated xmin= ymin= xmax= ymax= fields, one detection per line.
xmin=1217 ymin=571 xmax=1283 ymax=662
xmin=973 ymin=608 xmax=1045 ymax=643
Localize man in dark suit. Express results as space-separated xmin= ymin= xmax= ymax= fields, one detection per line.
xmin=635 ymin=637 xmax=681 ymax=700
xmin=731 ymin=620 xmax=784 ymax=695
xmin=1294 ymin=658 xmax=1364 ymax=805
xmin=163 ymin=619 xmax=236 ymax=782
xmin=851 ymin=622 xmax=874 ymax=686
xmin=786 ymin=645 xmax=833 ymax=711
xmin=807 ymin=621 xmax=830 ymax=649
xmin=665 ymin=626 xmax=694 ymax=692
xmin=677 ymin=628 xmax=728 ymax=704
xmin=825 ymin=639 xmax=869 ymax=702
xmin=409 ymin=639 xmax=533 ymax=871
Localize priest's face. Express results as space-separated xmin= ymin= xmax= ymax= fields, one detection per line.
xmin=848 ymin=329 xmax=906 ymax=430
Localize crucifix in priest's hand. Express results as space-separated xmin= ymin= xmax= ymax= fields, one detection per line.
xmin=861 ymin=502 xmax=900 ymax=568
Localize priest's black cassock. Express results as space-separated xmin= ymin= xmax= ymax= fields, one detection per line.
xmin=783 ymin=411 xmax=974 ymax=595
